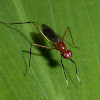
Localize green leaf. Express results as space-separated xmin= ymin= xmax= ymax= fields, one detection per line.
xmin=0 ymin=0 xmax=100 ymax=100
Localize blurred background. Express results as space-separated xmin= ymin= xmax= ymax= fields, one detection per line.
xmin=0 ymin=0 xmax=100 ymax=100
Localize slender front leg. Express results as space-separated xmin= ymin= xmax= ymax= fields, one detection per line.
xmin=62 ymin=26 xmax=79 ymax=49
xmin=61 ymin=55 xmax=68 ymax=88
xmin=24 ymin=43 xmax=55 ymax=76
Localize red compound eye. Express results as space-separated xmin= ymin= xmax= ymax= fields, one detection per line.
xmin=62 ymin=50 xmax=72 ymax=59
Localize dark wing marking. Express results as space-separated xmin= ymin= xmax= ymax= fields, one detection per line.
xmin=42 ymin=24 xmax=59 ymax=42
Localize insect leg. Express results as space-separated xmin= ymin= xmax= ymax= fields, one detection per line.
xmin=24 ymin=43 xmax=55 ymax=76
xmin=62 ymin=26 xmax=79 ymax=49
xmin=0 ymin=21 xmax=54 ymax=45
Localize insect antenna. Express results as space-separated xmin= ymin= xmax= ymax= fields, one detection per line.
xmin=69 ymin=58 xmax=81 ymax=84
xmin=61 ymin=56 xmax=68 ymax=88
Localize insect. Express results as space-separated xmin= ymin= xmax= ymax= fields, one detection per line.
xmin=0 ymin=21 xmax=81 ymax=87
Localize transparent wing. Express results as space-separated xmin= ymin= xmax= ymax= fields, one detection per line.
xmin=42 ymin=24 xmax=59 ymax=43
